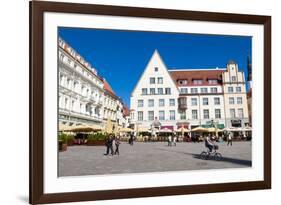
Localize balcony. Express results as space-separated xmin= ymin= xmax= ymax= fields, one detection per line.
xmin=178 ymin=97 xmax=187 ymax=110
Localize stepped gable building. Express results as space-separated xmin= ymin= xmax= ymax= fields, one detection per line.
xmin=130 ymin=50 xmax=249 ymax=132
xmin=222 ymin=61 xmax=249 ymax=128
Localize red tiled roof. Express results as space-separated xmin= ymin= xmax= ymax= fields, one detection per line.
xmin=169 ymin=69 xmax=224 ymax=86
xmin=103 ymin=80 xmax=115 ymax=94
xmin=103 ymin=79 xmax=119 ymax=99
xmin=123 ymin=105 xmax=130 ymax=116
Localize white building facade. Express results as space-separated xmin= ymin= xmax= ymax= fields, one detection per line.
xmin=59 ymin=37 xmax=129 ymax=132
xmin=130 ymin=50 xmax=249 ymax=131
xmin=58 ymin=38 xmax=104 ymax=127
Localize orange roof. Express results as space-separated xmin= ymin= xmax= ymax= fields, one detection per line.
xmin=103 ymin=80 xmax=115 ymax=94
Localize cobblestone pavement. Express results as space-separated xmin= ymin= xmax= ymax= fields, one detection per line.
xmin=59 ymin=141 xmax=252 ymax=176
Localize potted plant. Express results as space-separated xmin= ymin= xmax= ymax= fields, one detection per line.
xmin=58 ymin=133 xmax=68 ymax=151
xmin=66 ymin=134 xmax=75 ymax=146
xmin=87 ymin=133 xmax=107 ymax=146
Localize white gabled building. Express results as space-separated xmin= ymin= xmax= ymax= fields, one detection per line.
xmin=130 ymin=50 xmax=180 ymax=131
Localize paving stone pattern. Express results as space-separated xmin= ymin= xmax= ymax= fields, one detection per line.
xmin=59 ymin=141 xmax=252 ymax=176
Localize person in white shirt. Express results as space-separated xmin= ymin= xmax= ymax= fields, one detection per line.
xmin=168 ymin=135 xmax=172 ymax=147
xmin=173 ymin=136 xmax=177 ymax=146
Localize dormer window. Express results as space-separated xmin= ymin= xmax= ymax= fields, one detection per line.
xmin=193 ymin=79 xmax=203 ymax=85
xmin=208 ymin=79 xmax=218 ymax=84
xmin=154 ymin=67 xmax=158 ymax=72
xmin=178 ymin=80 xmax=187 ymax=85
xmin=231 ymin=76 xmax=237 ymax=82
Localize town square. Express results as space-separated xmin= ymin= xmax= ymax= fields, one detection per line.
xmin=59 ymin=141 xmax=251 ymax=176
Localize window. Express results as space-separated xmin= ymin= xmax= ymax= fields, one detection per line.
xmin=203 ymin=98 xmax=209 ymax=105
xmin=191 ymin=88 xmax=198 ymax=93
xmin=215 ymin=109 xmax=221 ymax=119
xmin=154 ymin=67 xmax=158 ymax=72
xmin=159 ymin=99 xmax=165 ymax=107
xmin=138 ymin=100 xmax=144 ymax=107
xmin=148 ymin=99 xmax=154 ymax=107
xmin=208 ymin=79 xmax=218 ymax=84
xmin=180 ymin=88 xmax=188 ymax=94
xmin=67 ymin=78 xmax=71 ymax=89
xmin=59 ymin=53 xmax=65 ymax=60
xmin=179 ymin=80 xmax=187 ymax=85
xmin=201 ymin=88 xmax=208 ymax=93
xmin=158 ymin=88 xmax=163 ymax=95
xmin=148 ymin=111 xmax=154 ymax=121
xmin=142 ymin=88 xmax=148 ymax=95
xmin=191 ymin=98 xmax=197 ymax=106
xmin=150 ymin=88 xmax=155 ymax=95
xmin=231 ymin=76 xmax=237 ymax=82
xmin=169 ymin=99 xmax=175 ymax=106
xmin=230 ymin=109 xmax=236 ymax=118
xmin=150 ymin=77 xmax=155 ymax=84
xmin=157 ymin=77 xmax=163 ymax=84
xmin=214 ymin=97 xmax=220 ymax=105
xmin=228 ymin=87 xmax=234 ymax=93
xmin=238 ymin=108 xmax=244 ymax=118
xmin=179 ymin=110 xmax=186 ymax=120
xmin=236 ymin=87 xmax=242 ymax=92
xmin=192 ymin=110 xmax=198 ymax=119
xmin=159 ymin=111 xmax=165 ymax=120
xmin=229 ymin=97 xmax=235 ymax=104
xmin=59 ymin=95 xmax=62 ymax=108
xmin=203 ymin=109 xmax=209 ymax=119
xmin=193 ymin=79 xmax=203 ymax=85
xmin=59 ymin=74 xmax=64 ymax=85
xmin=67 ymin=58 xmax=72 ymax=65
xmin=137 ymin=111 xmax=143 ymax=121
xmin=169 ymin=110 xmax=176 ymax=120
xmin=237 ymin=97 xmax=243 ymax=104
xmin=165 ymin=88 xmax=171 ymax=95
xmin=210 ymin=87 xmax=218 ymax=93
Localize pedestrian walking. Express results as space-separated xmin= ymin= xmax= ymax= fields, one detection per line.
xmin=114 ymin=137 xmax=121 ymax=155
xmin=173 ymin=136 xmax=177 ymax=146
xmin=104 ymin=136 xmax=114 ymax=155
xmin=227 ymin=133 xmax=233 ymax=146
xmin=112 ymin=136 xmax=116 ymax=155
xmin=168 ymin=135 xmax=172 ymax=146
xmin=129 ymin=134 xmax=134 ymax=145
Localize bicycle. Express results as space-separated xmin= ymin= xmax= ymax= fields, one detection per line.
xmin=200 ymin=145 xmax=222 ymax=161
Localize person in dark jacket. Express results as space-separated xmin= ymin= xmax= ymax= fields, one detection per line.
xmin=104 ymin=136 xmax=114 ymax=155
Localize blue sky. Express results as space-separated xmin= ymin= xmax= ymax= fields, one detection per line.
xmin=59 ymin=27 xmax=252 ymax=106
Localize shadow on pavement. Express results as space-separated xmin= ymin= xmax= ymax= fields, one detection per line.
xmin=157 ymin=148 xmax=252 ymax=167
